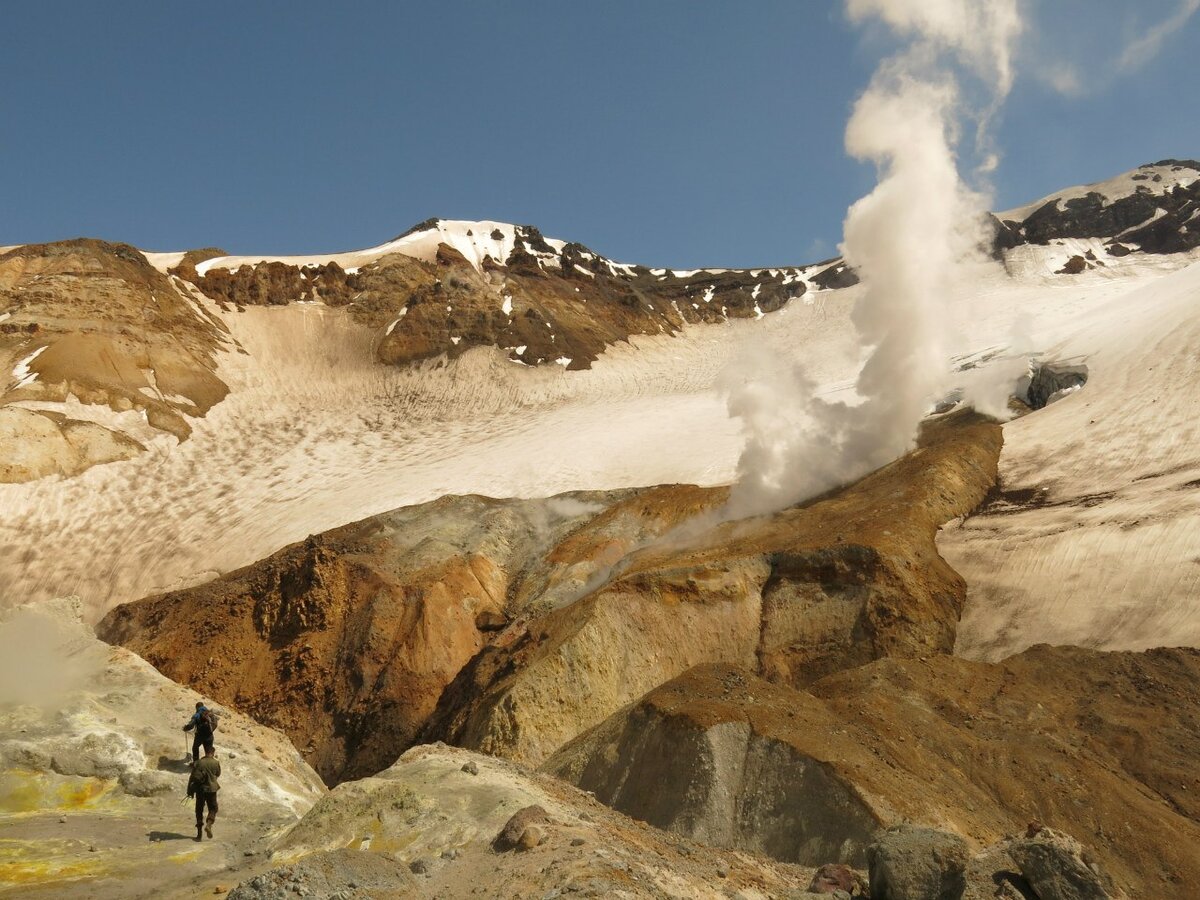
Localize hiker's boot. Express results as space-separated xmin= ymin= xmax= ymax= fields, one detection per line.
xmin=195 ymin=822 xmax=203 ymax=841
xmin=205 ymin=820 xmax=214 ymax=839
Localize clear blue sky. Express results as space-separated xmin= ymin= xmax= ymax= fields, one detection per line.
xmin=2 ymin=1 xmax=1197 ymax=268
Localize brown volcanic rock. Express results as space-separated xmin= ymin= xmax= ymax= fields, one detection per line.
xmin=545 ymin=647 xmax=1200 ymax=897
xmin=0 ymin=239 xmax=230 ymax=479
xmin=362 ymin=236 xmax=812 ymax=371
xmin=422 ymin=412 xmax=1000 ymax=763
xmin=165 ymin=246 xmax=226 ymax=283
xmin=100 ymin=413 xmax=997 ymax=783
xmin=97 ymin=490 xmax=640 ymax=785
xmin=193 ymin=259 xmax=363 ymax=307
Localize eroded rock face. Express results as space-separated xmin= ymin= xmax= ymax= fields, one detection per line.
xmin=191 ymin=260 xmax=362 ymax=307
xmin=0 ymin=239 xmax=231 ymax=481
xmin=0 ymin=407 xmax=143 ymax=481
xmin=391 ymin=238 xmax=809 ymax=370
xmin=175 ymin=220 xmax=817 ymax=372
xmin=97 ymin=491 xmax=634 ymax=785
xmin=545 ymin=644 xmax=1200 ymax=896
xmin=425 ymin=412 xmax=1000 ymax=764
xmin=542 ymin=666 xmax=884 ymax=866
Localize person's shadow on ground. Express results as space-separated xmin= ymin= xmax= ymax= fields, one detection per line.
xmin=156 ymin=754 xmax=192 ymax=774
xmin=148 ymin=831 xmax=193 ymax=842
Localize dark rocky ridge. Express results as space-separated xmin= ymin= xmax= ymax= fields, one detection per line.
xmin=168 ymin=160 xmax=1200 ymax=370
xmin=995 ymin=159 xmax=1200 ymax=256
xmin=179 ymin=223 xmax=813 ymax=371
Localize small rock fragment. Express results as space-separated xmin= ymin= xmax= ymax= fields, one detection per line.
xmin=518 ymin=824 xmax=547 ymax=850
xmin=808 ymin=863 xmax=866 ymax=895
xmin=493 ymin=804 xmax=550 ymax=852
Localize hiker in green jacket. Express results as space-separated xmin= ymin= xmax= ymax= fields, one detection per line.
xmin=186 ymin=745 xmax=221 ymax=841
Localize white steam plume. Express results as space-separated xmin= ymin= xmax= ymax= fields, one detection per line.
xmin=722 ymin=0 xmax=1021 ymax=521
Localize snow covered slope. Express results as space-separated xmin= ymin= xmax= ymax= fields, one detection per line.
xmin=941 ymin=254 xmax=1200 ymax=658
xmin=187 ymin=218 xmax=786 ymax=281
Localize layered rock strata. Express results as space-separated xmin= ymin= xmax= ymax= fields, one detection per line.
xmin=98 ymin=490 xmax=645 ymax=784
xmin=424 ymin=412 xmax=1000 ymax=764
xmin=0 ymin=239 xmax=230 ymax=480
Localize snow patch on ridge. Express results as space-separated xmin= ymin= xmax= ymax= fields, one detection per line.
xmin=999 ymin=162 xmax=1198 ymax=222
xmin=12 ymin=345 xmax=47 ymax=388
xmin=385 ymin=308 xmax=408 ymax=335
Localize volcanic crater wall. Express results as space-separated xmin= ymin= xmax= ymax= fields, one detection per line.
xmin=100 ymin=412 xmax=1001 ymax=785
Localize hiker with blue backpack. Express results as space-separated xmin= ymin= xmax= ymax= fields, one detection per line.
xmin=183 ymin=701 xmax=219 ymax=764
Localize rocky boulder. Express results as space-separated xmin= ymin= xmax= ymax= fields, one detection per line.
xmin=867 ymin=825 xmax=969 ymax=900
xmin=492 ymin=804 xmax=550 ymax=852
xmin=1008 ymin=825 xmax=1117 ymax=900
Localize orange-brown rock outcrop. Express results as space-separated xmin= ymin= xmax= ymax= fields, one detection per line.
xmin=423 ymin=412 xmax=1000 ymax=764
xmin=100 ymin=412 xmax=1000 ymax=782
xmin=98 ymin=491 xmax=642 ymax=784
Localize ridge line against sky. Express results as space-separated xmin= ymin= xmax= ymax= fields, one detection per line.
xmin=1 ymin=1 xmax=1197 ymax=268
